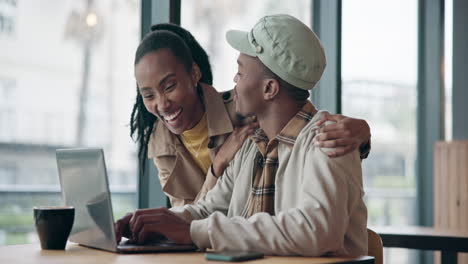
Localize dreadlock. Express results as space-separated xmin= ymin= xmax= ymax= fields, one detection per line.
xmin=130 ymin=24 xmax=213 ymax=176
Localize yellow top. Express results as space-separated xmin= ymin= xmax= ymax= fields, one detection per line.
xmin=180 ymin=113 xmax=211 ymax=174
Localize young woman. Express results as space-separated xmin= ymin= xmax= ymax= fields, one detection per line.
xmin=129 ymin=23 xmax=371 ymax=208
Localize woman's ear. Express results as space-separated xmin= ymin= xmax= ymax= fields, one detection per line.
xmin=263 ymin=78 xmax=280 ymax=101
xmin=191 ymin=62 xmax=202 ymax=85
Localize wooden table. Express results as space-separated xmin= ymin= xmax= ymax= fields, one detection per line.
xmin=0 ymin=243 xmax=374 ymax=264
xmin=372 ymin=226 xmax=468 ymax=264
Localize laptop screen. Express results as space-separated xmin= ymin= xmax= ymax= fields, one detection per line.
xmin=56 ymin=148 xmax=118 ymax=252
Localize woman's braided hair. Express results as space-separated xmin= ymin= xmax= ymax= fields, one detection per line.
xmin=130 ymin=23 xmax=213 ymax=176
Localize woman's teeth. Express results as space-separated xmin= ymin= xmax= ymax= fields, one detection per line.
xmin=164 ymin=108 xmax=182 ymax=121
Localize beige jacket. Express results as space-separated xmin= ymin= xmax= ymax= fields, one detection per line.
xmin=147 ymin=84 xmax=237 ymax=207
xmin=171 ymin=111 xmax=368 ymax=256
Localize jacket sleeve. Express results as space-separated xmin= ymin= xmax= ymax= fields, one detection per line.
xmin=152 ymin=157 xmax=189 ymax=207
xmin=359 ymin=139 xmax=371 ymax=159
xmin=193 ymin=165 xmax=219 ymax=202
xmin=187 ymin=145 xmax=364 ymax=256
xmin=169 ymin=150 xmax=238 ymax=222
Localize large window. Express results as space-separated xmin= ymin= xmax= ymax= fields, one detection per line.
xmin=181 ymin=0 xmax=311 ymax=92
xmin=342 ymin=0 xmax=418 ymax=263
xmin=0 ymin=0 xmax=140 ymax=245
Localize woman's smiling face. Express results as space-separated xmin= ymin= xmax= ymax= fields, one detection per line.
xmin=135 ymin=49 xmax=203 ymax=135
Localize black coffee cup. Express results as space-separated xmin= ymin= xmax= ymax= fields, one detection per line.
xmin=33 ymin=206 xmax=75 ymax=250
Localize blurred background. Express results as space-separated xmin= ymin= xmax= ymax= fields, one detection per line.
xmin=0 ymin=0 xmax=139 ymax=245
xmin=0 ymin=1 xmax=458 ymax=263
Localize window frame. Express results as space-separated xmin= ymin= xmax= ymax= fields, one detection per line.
xmin=138 ymin=0 xmax=181 ymax=209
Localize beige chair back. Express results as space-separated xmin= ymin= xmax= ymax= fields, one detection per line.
xmin=368 ymin=228 xmax=383 ymax=264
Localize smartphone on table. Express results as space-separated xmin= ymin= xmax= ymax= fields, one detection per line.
xmin=205 ymin=251 xmax=264 ymax=262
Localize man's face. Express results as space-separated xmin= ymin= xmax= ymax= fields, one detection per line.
xmin=233 ymin=53 xmax=266 ymax=118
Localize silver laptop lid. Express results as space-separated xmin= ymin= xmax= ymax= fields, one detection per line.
xmin=56 ymin=148 xmax=117 ymax=252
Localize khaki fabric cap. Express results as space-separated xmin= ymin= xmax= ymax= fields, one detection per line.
xmin=226 ymin=14 xmax=326 ymax=90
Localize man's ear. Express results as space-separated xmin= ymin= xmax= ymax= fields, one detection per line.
xmin=191 ymin=62 xmax=201 ymax=85
xmin=263 ymin=78 xmax=280 ymax=101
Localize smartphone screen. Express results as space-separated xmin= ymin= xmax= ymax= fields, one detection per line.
xmin=205 ymin=251 xmax=264 ymax=262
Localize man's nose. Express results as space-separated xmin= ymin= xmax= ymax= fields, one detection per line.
xmin=233 ymin=74 xmax=239 ymax=83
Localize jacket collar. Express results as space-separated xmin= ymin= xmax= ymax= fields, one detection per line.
xmin=250 ymin=101 xmax=318 ymax=151
xmin=202 ymin=83 xmax=234 ymax=138
xmin=275 ymin=101 xmax=317 ymax=148
xmin=147 ymin=83 xmax=234 ymax=158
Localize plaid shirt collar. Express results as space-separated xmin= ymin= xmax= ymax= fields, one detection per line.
xmin=251 ymin=101 xmax=318 ymax=152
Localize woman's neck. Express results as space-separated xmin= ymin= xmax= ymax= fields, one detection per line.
xmin=185 ymin=90 xmax=205 ymax=131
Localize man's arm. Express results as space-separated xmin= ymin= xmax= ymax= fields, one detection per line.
xmin=188 ymin=145 xmax=366 ymax=256
xmin=121 ymin=142 xmax=249 ymax=245
xmin=124 ymin=159 xmax=238 ymax=245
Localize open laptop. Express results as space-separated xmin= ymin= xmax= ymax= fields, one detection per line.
xmin=56 ymin=148 xmax=197 ymax=253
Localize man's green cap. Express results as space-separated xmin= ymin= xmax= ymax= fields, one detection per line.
xmin=226 ymin=14 xmax=326 ymax=91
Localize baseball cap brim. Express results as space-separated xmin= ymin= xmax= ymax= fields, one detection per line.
xmin=226 ymin=30 xmax=257 ymax=57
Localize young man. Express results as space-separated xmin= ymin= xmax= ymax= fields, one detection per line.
xmin=118 ymin=14 xmax=367 ymax=257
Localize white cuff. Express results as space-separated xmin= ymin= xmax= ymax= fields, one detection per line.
xmin=190 ymin=218 xmax=212 ymax=250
